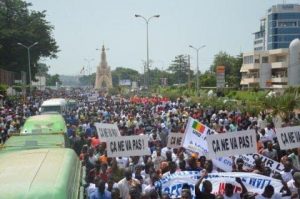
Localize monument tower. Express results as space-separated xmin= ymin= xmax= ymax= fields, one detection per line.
xmin=94 ymin=45 xmax=112 ymax=90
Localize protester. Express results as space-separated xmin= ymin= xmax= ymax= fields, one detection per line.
xmin=2 ymin=89 xmax=300 ymax=199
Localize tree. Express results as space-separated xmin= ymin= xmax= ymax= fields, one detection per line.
xmin=148 ymin=67 xmax=172 ymax=87
xmin=168 ymin=55 xmax=192 ymax=85
xmin=262 ymin=94 xmax=300 ymax=122
xmin=111 ymin=67 xmax=140 ymax=87
xmin=36 ymin=63 xmax=49 ymax=76
xmin=0 ymin=0 xmax=58 ymax=82
xmin=79 ymin=73 xmax=95 ymax=86
xmin=46 ymin=74 xmax=61 ymax=86
xmin=200 ymin=71 xmax=216 ymax=87
xmin=210 ymin=52 xmax=242 ymax=87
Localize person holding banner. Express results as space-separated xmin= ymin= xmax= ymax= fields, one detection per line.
xmin=222 ymin=177 xmax=248 ymax=199
xmin=232 ymin=157 xmax=248 ymax=172
xmin=195 ymin=170 xmax=216 ymax=199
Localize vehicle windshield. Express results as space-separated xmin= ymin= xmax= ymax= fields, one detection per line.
xmin=41 ymin=106 xmax=61 ymax=114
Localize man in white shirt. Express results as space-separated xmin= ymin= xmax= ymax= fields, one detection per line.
xmin=117 ymin=168 xmax=140 ymax=199
xmin=264 ymin=124 xmax=276 ymax=142
xmin=280 ymin=158 xmax=294 ymax=183
xmin=287 ymin=172 xmax=300 ymax=199
xmin=116 ymin=157 xmax=129 ymax=169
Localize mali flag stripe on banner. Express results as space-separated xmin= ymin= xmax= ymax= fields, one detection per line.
xmin=192 ymin=120 xmax=205 ymax=133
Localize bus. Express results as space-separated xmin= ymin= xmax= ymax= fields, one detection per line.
xmin=1 ymin=114 xmax=70 ymax=151
xmin=0 ymin=148 xmax=84 ymax=199
xmin=20 ymin=114 xmax=67 ymax=135
xmin=67 ymin=99 xmax=77 ymax=111
xmin=40 ymin=98 xmax=67 ymax=115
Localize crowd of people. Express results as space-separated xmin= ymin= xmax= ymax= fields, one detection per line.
xmin=0 ymin=88 xmax=300 ymax=199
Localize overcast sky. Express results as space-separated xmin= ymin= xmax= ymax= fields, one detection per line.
xmin=25 ymin=0 xmax=299 ymax=75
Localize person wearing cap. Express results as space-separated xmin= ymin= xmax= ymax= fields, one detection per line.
xmin=287 ymin=172 xmax=300 ymax=199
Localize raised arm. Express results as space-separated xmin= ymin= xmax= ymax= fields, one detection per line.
xmin=195 ymin=170 xmax=208 ymax=195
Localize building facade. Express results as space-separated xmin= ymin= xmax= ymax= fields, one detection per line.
xmin=254 ymin=4 xmax=300 ymax=51
xmin=240 ymin=49 xmax=289 ymax=89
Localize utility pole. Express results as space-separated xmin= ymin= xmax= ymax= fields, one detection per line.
xmin=188 ymin=55 xmax=191 ymax=89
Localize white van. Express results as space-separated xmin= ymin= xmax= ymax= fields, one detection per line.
xmin=40 ymin=98 xmax=67 ymax=115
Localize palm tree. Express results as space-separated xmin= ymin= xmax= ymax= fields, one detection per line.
xmin=262 ymin=93 xmax=300 ymax=123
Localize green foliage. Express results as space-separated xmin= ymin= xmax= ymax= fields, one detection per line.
xmin=36 ymin=63 xmax=49 ymax=76
xmin=262 ymin=94 xmax=300 ymax=122
xmin=79 ymin=73 xmax=95 ymax=86
xmin=46 ymin=74 xmax=61 ymax=86
xmin=111 ymin=67 xmax=140 ymax=87
xmin=168 ymin=55 xmax=193 ymax=85
xmin=0 ymin=84 xmax=8 ymax=94
xmin=0 ymin=0 xmax=58 ymax=82
xmin=108 ymin=86 xmax=121 ymax=96
xmin=12 ymin=83 xmax=22 ymax=92
xmin=210 ymin=52 xmax=242 ymax=87
xmin=200 ymin=71 xmax=216 ymax=87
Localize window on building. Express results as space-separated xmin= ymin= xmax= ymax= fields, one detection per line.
xmin=254 ymin=40 xmax=263 ymax=45
xmin=254 ymin=47 xmax=263 ymax=51
xmin=262 ymin=56 xmax=269 ymax=63
xmin=243 ymin=55 xmax=253 ymax=64
xmin=275 ymin=56 xmax=286 ymax=62
xmin=271 ymin=21 xmax=277 ymax=27
xmin=278 ymin=21 xmax=297 ymax=27
xmin=255 ymin=58 xmax=260 ymax=63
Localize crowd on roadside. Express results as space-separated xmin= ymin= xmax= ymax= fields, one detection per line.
xmin=1 ymin=88 xmax=300 ymax=199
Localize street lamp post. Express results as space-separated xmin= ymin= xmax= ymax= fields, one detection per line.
xmin=189 ymin=45 xmax=206 ymax=96
xmin=135 ymin=14 xmax=160 ymax=89
xmin=84 ymin=58 xmax=94 ymax=88
xmin=18 ymin=42 xmax=38 ymax=96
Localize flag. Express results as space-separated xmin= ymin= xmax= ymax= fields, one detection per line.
xmin=80 ymin=67 xmax=85 ymax=74
xmin=192 ymin=120 xmax=205 ymax=133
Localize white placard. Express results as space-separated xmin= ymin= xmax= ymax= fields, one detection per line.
xmin=212 ymin=153 xmax=284 ymax=174
xmin=182 ymin=117 xmax=217 ymax=156
xmin=276 ymin=126 xmax=300 ymax=150
xmin=88 ymin=95 xmax=98 ymax=102
xmin=167 ymin=133 xmax=184 ymax=149
xmin=106 ymin=135 xmax=150 ymax=157
xmin=94 ymin=123 xmax=121 ymax=141
xmin=155 ymin=171 xmax=282 ymax=198
xmin=207 ymin=130 xmax=257 ymax=159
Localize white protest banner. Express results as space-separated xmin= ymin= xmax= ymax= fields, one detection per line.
xmin=167 ymin=133 xmax=184 ymax=149
xmin=155 ymin=171 xmax=282 ymax=199
xmin=155 ymin=171 xmax=198 ymax=198
xmin=94 ymin=123 xmax=121 ymax=141
xmin=212 ymin=153 xmax=284 ymax=173
xmin=206 ymin=172 xmax=282 ymax=195
xmin=88 ymin=95 xmax=98 ymax=102
xmin=106 ymin=135 xmax=150 ymax=157
xmin=207 ymin=130 xmax=257 ymax=159
xmin=276 ymin=126 xmax=300 ymax=150
xmin=182 ymin=117 xmax=217 ymax=156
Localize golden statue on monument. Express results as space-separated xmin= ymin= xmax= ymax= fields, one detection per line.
xmin=94 ymin=45 xmax=112 ymax=90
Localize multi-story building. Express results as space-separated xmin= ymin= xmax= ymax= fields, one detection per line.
xmin=253 ymin=4 xmax=300 ymax=51
xmin=240 ymin=48 xmax=289 ymax=89
xmin=241 ymin=4 xmax=300 ymax=89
